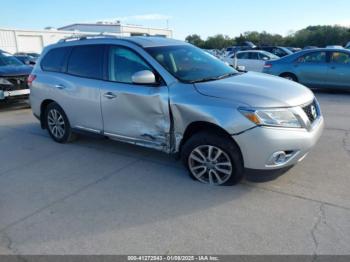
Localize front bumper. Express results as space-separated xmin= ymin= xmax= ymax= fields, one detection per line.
xmin=233 ymin=116 xmax=324 ymax=170
xmin=0 ymin=89 xmax=30 ymax=100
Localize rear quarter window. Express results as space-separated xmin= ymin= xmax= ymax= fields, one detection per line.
xmin=41 ymin=47 xmax=71 ymax=72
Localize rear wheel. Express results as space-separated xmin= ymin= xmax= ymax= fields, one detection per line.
xmin=281 ymin=73 xmax=298 ymax=82
xmin=182 ymin=132 xmax=244 ymax=186
xmin=45 ymin=102 xmax=76 ymax=143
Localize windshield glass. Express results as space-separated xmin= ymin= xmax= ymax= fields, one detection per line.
xmin=146 ymin=45 xmax=237 ymax=83
xmin=0 ymin=52 xmax=23 ymax=67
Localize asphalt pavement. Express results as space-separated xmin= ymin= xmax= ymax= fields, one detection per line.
xmin=0 ymin=92 xmax=349 ymax=255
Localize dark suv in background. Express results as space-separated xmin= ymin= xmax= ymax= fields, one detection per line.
xmin=257 ymin=46 xmax=293 ymax=57
xmin=0 ymin=50 xmax=32 ymax=102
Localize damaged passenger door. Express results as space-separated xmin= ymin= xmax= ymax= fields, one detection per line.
xmin=100 ymin=45 xmax=171 ymax=151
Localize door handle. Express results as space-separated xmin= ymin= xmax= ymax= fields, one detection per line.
xmin=55 ymin=84 xmax=66 ymax=90
xmin=104 ymin=92 xmax=117 ymax=99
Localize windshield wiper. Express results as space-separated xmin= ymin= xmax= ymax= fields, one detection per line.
xmin=190 ymin=72 xmax=237 ymax=83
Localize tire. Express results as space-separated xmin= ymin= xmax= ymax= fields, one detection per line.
xmin=281 ymin=73 xmax=298 ymax=82
xmin=45 ymin=102 xmax=77 ymax=143
xmin=181 ymin=132 xmax=244 ymax=186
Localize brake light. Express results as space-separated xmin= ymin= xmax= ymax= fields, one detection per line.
xmin=27 ymin=74 xmax=36 ymax=85
xmin=264 ymin=63 xmax=272 ymax=69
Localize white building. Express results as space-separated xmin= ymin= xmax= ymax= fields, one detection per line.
xmin=58 ymin=21 xmax=172 ymax=38
xmin=0 ymin=22 xmax=172 ymax=54
xmin=0 ymin=28 xmax=79 ymax=54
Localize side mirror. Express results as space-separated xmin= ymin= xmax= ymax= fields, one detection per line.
xmin=236 ymin=65 xmax=246 ymax=72
xmin=132 ymin=70 xmax=157 ymax=85
xmin=262 ymin=57 xmax=269 ymax=61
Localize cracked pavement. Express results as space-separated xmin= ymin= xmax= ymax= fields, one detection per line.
xmin=0 ymin=92 xmax=350 ymax=255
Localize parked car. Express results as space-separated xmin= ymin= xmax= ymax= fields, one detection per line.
xmin=303 ymin=46 xmax=318 ymax=50
xmin=0 ymin=50 xmax=32 ymax=102
xmin=263 ymin=48 xmax=350 ymax=89
xmin=257 ymin=46 xmax=293 ymax=57
xmin=223 ymin=50 xmax=279 ymax=72
xmin=14 ymin=54 xmax=37 ymax=66
xmin=227 ymin=41 xmax=256 ymax=52
xmin=30 ymin=36 xmax=324 ymax=186
xmin=226 ymin=41 xmax=257 ymax=55
xmin=286 ymin=47 xmax=302 ymax=53
xmin=326 ymin=45 xmax=344 ymax=49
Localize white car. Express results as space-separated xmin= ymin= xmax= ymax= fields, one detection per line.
xmin=223 ymin=50 xmax=279 ymax=72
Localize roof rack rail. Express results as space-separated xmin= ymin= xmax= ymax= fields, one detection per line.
xmin=58 ymin=33 xmax=121 ymax=43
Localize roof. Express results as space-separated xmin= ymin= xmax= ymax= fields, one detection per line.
xmin=58 ymin=23 xmax=121 ymax=30
xmin=56 ymin=35 xmax=186 ymax=48
xmin=298 ymin=48 xmax=350 ymax=53
xmin=125 ymin=36 xmax=185 ymax=47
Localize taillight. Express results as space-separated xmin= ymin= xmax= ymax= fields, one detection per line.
xmin=264 ymin=63 xmax=272 ymax=69
xmin=27 ymin=74 xmax=36 ymax=85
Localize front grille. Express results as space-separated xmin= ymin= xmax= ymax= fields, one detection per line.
xmin=0 ymin=75 xmax=29 ymax=91
xmin=303 ymin=100 xmax=319 ymax=124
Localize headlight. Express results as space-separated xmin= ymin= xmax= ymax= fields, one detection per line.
xmin=239 ymin=107 xmax=302 ymax=128
xmin=0 ymin=78 xmax=13 ymax=85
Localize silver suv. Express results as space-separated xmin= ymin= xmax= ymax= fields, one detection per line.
xmin=29 ymin=36 xmax=324 ymax=186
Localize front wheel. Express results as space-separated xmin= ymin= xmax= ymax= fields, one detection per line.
xmin=182 ymin=132 xmax=244 ymax=186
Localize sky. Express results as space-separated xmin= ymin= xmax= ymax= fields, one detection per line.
xmin=1 ymin=0 xmax=350 ymax=40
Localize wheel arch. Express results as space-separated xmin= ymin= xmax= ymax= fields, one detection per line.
xmin=40 ymin=99 xmax=56 ymax=129
xmin=179 ymin=121 xmax=243 ymax=162
xmin=279 ymin=72 xmax=298 ymax=82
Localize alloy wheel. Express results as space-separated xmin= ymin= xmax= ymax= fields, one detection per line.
xmin=47 ymin=109 xmax=66 ymax=139
xmin=188 ymin=145 xmax=233 ymax=185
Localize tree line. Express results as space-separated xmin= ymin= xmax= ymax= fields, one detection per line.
xmin=185 ymin=25 xmax=350 ymax=49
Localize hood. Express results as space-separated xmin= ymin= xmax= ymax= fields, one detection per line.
xmin=0 ymin=65 xmax=32 ymax=77
xmin=194 ymin=72 xmax=314 ymax=108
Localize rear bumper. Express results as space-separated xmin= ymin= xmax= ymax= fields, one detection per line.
xmin=0 ymin=89 xmax=30 ymax=100
xmin=233 ymin=116 xmax=324 ymax=170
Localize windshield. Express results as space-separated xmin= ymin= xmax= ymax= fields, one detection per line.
xmin=280 ymin=47 xmax=293 ymax=55
xmin=0 ymin=52 xmax=23 ymax=67
xmin=146 ymin=45 xmax=237 ymax=83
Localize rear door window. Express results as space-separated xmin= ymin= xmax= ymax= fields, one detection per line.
xmin=67 ymin=45 xmax=105 ymax=79
xmin=259 ymin=53 xmax=270 ymax=60
xmin=297 ymin=52 xmax=327 ymax=63
xmin=249 ymin=52 xmax=259 ymax=60
xmin=41 ymin=47 xmax=71 ymax=72
xmin=236 ymin=52 xmax=250 ymax=59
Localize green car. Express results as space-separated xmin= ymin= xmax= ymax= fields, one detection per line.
xmin=263 ymin=48 xmax=350 ymax=89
